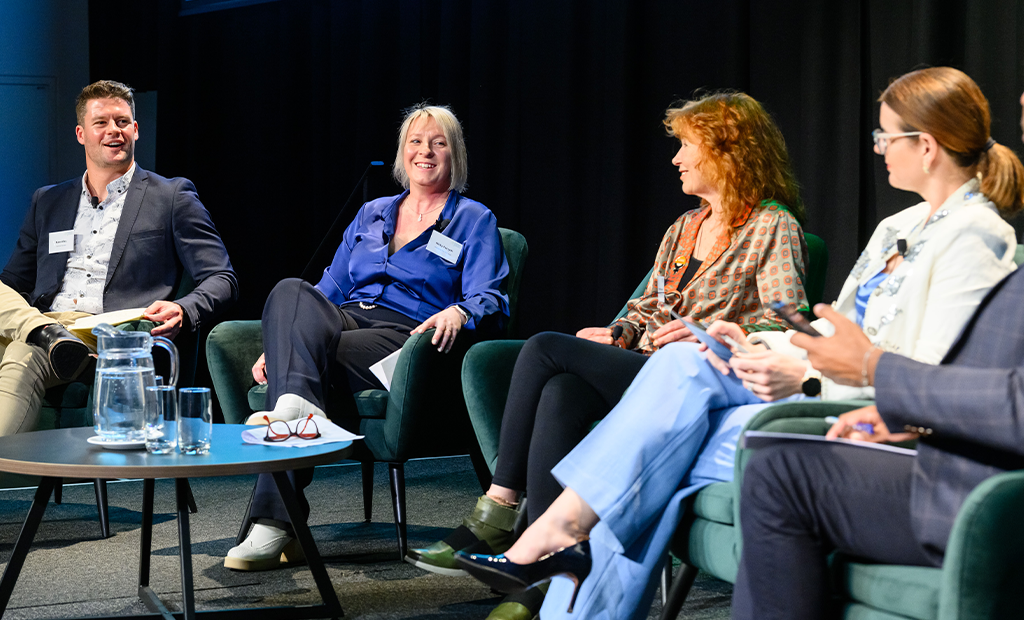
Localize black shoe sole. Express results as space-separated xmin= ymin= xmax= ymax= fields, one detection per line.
xmin=49 ymin=339 xmax=91 ymax=381
xmin=455 ymin=557 xmax=532 ymax=594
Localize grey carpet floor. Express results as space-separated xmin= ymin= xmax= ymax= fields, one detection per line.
xmin=0 ymin=455 xmax=731 ymax=619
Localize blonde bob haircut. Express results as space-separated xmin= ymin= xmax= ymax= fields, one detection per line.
xmin=392 ymin=104 xmax=468 ymax=193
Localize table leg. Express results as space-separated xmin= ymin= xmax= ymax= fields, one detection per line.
xmin=94 ymin=478 xmax=111 ymax=538
xmin=0 ymin=477 xmax=56 ymax=615
xmin=272 ymin=470 xmax=344 ymax=619
xmin=176 ymin=478 xmax=197 ymax=620
xmin=138 ymin=478 xmax=180 ymax=620
xmin=139 ymin=478 xmax=155 ymax=588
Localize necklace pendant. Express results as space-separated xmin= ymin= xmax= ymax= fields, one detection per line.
xmin=418 ymin=213 xmax=423 ymax=222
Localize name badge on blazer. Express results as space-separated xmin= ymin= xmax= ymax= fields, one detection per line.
xmin=426 ymin=230 xmax=463 ymax=264
xmin=49 ymin=230 xmax=75 ymax=254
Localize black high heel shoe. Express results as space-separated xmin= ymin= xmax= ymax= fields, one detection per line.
xmin=454 ymin=539 xmax=592 ymax=613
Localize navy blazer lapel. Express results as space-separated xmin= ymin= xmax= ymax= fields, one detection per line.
xmin=52 ymin=182 xmax=81 ymax=230
xmin=38 ymin=182 xmax=84 ymax=301
xmin=105 ymin=168 xmax=149 ymax=290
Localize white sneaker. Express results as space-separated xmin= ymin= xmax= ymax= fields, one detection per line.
xmin=224 ymin=522 xmax=305 ymax=571
xmin=245 ymin=394 xmax=326 ymax=425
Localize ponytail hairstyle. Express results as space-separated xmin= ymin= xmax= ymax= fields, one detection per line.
xmin=880 ymin=67 xmax=1024 ymax=218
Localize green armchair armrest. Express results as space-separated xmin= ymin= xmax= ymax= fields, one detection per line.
xmin=936 ymin=469 xmax=1024 ymax=619
xmin=356 ymin=328 xmax=476 ymax=461
xmin=461 ymin=339 xmax=528 ymax=474
xmin=832 ymin=463 xmax=1024 ymax=620
xmin=206 ymin=320 xmax=263 ymax=424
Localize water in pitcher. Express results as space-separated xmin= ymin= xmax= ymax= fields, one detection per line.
xmin=94 ymin=360 xmax=156 ymax=441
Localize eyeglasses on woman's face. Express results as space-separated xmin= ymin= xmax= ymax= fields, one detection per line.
xmin=871 ymin=129 xmax=923 ymax=155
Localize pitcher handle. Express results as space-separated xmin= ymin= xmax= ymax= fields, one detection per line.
xmin=152 ymin=336 xmax=180 ymax=387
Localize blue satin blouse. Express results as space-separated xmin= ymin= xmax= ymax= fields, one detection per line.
xmin=314 ymin=190 xmax=510 ymax=330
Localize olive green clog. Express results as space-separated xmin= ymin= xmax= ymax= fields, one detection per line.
xmin=405 ymin=495 xmax=520 ymax=576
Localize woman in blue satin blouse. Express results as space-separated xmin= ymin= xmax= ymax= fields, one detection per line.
xmin=224 ymin=104 xmax=510 ymax=571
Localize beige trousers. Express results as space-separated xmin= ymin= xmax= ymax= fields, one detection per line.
xmin=0 ymin=283 xmax=90 ymax=436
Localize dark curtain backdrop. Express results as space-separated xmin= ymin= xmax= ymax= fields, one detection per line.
xmin=90 ymin=0 xmax=1024 ymax=339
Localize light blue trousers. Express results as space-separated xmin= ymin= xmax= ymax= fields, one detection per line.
xmin=541 ymin=343 xmax=801 ymax=619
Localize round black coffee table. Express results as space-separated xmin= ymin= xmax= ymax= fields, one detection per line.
xmin=0 ymin=425 xmax=352 ymax=620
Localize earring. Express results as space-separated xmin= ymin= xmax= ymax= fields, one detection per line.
xmin=923 ymin=163 xmax=930 ymax=174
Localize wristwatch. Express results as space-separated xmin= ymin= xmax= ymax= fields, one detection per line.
xmin=801 ymin=369 xmax=822 ymax=397
xmin=452 ymin=304 xmax=470 ymax=324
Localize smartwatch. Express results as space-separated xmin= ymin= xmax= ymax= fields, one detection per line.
xmin=801 ymin=369 xmax=822 ymax=397
xmin=452 ymin=305 xmax=470 ymax=324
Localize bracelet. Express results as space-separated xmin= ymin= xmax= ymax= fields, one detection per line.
xmin=861 ymin=347 xmax=879 ymax=387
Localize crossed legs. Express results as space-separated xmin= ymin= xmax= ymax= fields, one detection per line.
xmin=0 ymin=283 xmax=89 ymax=436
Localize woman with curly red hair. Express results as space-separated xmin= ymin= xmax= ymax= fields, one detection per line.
xmin=456 ymin=67 xmax=1022 ymax=620
xmin=408 ymin=91 xmax=808 ymax=618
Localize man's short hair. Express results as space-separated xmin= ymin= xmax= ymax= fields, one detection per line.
xmin=75 ymin=80 xmax=135 ymax=125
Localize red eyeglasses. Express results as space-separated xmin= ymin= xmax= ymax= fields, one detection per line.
xmin=263 ymin=414 xmax=322 ymax=442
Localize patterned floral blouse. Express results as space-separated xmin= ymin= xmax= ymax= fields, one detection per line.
xmin=613 ymin=200 xmax=807 ymax=353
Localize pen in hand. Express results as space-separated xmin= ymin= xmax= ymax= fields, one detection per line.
xmin=825 ymin=416 xmax=875 ymax=436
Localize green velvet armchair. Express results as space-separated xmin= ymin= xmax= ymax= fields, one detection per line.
xmin=464 ymin=233 xmax=828 ymax=475
xmin=661 ymin=399 xmax=1024 ymax=620
xmin=205 ymin=228 xmax=529 ymax=558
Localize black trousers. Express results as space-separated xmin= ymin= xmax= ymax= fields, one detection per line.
xmin=490 ymin=332 xmax=649 ymax=523
xmin=731 ymin=442 xmax=941 ymax=620
xmin=263 ymin=278 xmax=416 ymax=414
xmin=250 ymin=278 xmax=418 ymax=525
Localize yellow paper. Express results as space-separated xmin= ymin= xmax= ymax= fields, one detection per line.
xmin=68 ymin=308 xmax=147 ymax=348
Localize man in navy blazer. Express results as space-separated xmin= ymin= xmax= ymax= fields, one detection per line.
xmin=732 ymin=95 xmax=1024 ymax=619
xmin=0 ymin=80 xmax=237 ymax=436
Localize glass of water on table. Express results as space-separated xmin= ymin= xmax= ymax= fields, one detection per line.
xmin=178 ymin=387 xmax=212 ymax=455
xmin=144 ymin=385 xmax=178 ymax=454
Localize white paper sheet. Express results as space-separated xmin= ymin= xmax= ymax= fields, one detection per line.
xmin=741 ymin=430 xmax=917 ymax=456
xmin=369 ymin=348 xmax=402 ymax=391
xmin=241 ymin=416 xmax=363 ymax=448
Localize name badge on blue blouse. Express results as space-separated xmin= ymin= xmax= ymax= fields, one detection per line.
xmin=426 ymin=230 xmax=463 ymax=264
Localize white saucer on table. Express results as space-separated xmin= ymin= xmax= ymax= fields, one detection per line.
xmin=87 ymin=435 xmax=147 ymax=451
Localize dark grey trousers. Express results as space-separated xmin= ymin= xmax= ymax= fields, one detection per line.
xmin=731 ymin=441 xmax=941 ymax=620
xmin=250 ymin=278 xmax=417 ymax=525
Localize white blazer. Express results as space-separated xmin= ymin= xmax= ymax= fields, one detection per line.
xmin=757 ymin=178 xmax=1017 ymax=400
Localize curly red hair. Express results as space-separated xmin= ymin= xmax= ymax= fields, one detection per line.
xmin=664 ymin=92 xmax=804 ymax=228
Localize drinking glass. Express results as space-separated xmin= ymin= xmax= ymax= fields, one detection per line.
xmin=144 ymin=385 xmax=177 ymax=454
xmin=178 ymin=387 xmax=212 ymax=455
